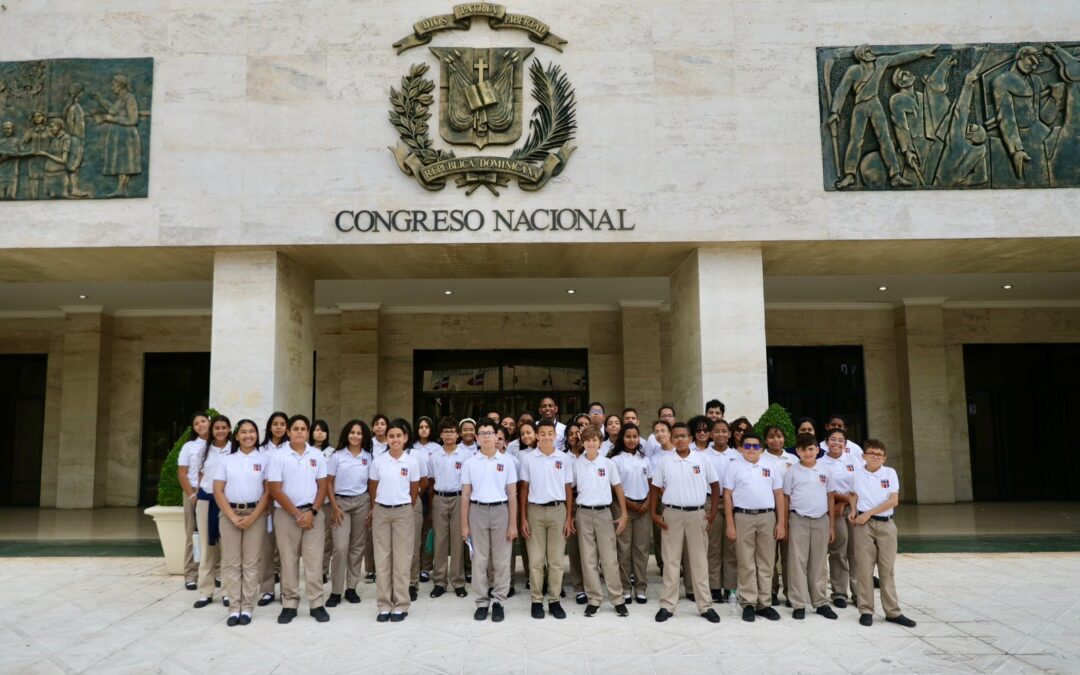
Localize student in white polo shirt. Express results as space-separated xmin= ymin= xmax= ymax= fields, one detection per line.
xmin=699 ymin=420 xmax=730 ymax=604
xmin=763 ymin=425 xmax=797 ymax=607
xmin=368 ymin=418 xmax=421 ymax=622
xmin=495 ymin=425 xmax=523 ymax=596
xmin=573 ymin=426 xmax=629 ymax=617
xmin=848 ymin=439 xmax=916 ymax=628
xmin=429 ymin=416 xmax=471 ymax=598
xmin=257 ymin=411 xmax=289 ymax=606
xmin=650 ymin=422 xmax=721 ymax=623
xmin=413 ymin=416 xmax=440 ymax=584
xmin=267 ymin=414 xmax=330 ymax=624
xmin=820 ymin=428 xmax=861 ymax=608
xmin=189 ymin=414 xmax=233 ymax=609
xmin=519 ymin=419 xmax=574 ymax=619
xmin=325 ymin=419 xmax=373 ymax=608
xmin=461 ymin=419 xmax=518 ymax=622
xmin=609 ymin=423 xmax=652 ymax=604
xmin=781 ymin=432 xmax=838 ymax=621
xmin=724 ymin=431 xmax=785 ymax=622
xmin=818 ymin=415 xmax=864 ymax=461
xmin=458 ymin=418 xmax=479 ymax=454
xmin=177 ymin=412 xmax=209 ymax=591
xmin=710 ymin=418 xmax=739 ymax=601
xmin=406 ymin=423 xmax=431 ymax=602
xmin=213 ymin=419 xmax=270 ymax=626
xmin=537 ymin=397 xmax=568 ymax=450
xmin=371 ymin=414 xmax=390 ymax=455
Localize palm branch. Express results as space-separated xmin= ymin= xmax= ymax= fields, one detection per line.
xmin=511 ymin=60 xmax=576 ymax=164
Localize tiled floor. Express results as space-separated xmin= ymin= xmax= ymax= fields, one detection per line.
xmin=1 ymin=552 xmax=1078 ymax=674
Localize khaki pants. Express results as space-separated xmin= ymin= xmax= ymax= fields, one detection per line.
xmin=720 ymin=517 xmax=738 ymax=589
xmin=613 ymin=501 xmax=649 ymax=597
xmin=471 ymin=502 xmax=511 ymax=606
xmin=829 ymin=506 xmax=857 ymax=601
xmin=330 ymin=494 xmax=371 ymax=594
xmin=183 ymin=498 xmax=198 ymax=583
xmin=853 ymin=518 xmax=900 ymax=617
xmin=374 ymin=503 xmax=414 ymax=613
xmin=771 ymin=537 xmax=789 ymax=599
xmin=420 ymin=496 xmax=434 ymax=573
xmin=526 ymin=503 xmax=567 ymax=602
xmin=706 ymin=503 xmax=723 ymax=590
xmin=575 ymin=506 xmax=623 ymax=606
xmin=432 ymin=494 xmax=466 ymax=588
xmin=195 ymin=498 xmax=221 ymax=598
xmin=734 ymin=511 xmax=776 ymax=610
xmin=273 ymin=508 xmax=326 ymax=610
xmin=410 ymin=499 xmax=423 ymax=586
xmin=322 ymin=502 xmax=334 ymax=576
xmin=566 ymin=529 xmax=584 ymax=594
xmin=786 ymin=512 xmax=829 ymax=610
xmin=258 ymin=505 xmax=277 ymax=596
xmin=659 ymin=508 xmax=712 ymax=613
xmin=218 ymin=508 xmax=266 ymax=615
xmin=364 ymin=526 xmax=375 ymax=575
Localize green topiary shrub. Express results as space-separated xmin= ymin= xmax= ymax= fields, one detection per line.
xmin=754 ymin=403 xmax=797 ymax=448
xmin=156 ymin=407 xmax=218 ymax=506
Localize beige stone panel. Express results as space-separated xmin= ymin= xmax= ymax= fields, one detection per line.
xmin=621 ymin=305 xmax=662 ymax=417
xmin=659 ymin=311 xmax=673 ymax=408
xmin=246 ymin=55 xmax=328 ymax=102
xmin=339 ymin=308 xmax=379 ymax=422
xmin=314 ymin=313 xmax=342 ymax=432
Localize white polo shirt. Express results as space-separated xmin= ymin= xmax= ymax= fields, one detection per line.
xmin=328 ymin=449 xmax=372 ymax=496
xmin=190 ymin=442 xmax=233 ymax=493
xmin=372 ymin=439 xmax=388 ymax=456
xmin=430 ymin=445 xmax=473 ymax=493
xmin=267 ymin=445 xmax=326 ymax=508
xmin=370 ymin=451 xmax=420 ymax=506
xmin=610 ymin=451 xmax=651 ymax=501
xmin=320 ymin=445 xmax=335 ymax=461
xmin=458 ymin=442 xmax=478 ymax=455
xmin=818 ymin=453 xmax=862 ymax=494
xmin=819 ymin=439 xmax=864 ymax=462
xmin=462 ymin=451 xmax=518 ymax=503
xmin=723 ymin=456 xmax=782 ymax=510
xmin=783 ymin=462 xmax=833 ymax=519
xmin=215 ymin=448 xmax=267 ymax=504
xmin=651 ymin=450 xmax=717 ymax=508
xmin=763 ymin=451 xmax=796 ymax=481
xmin=642 ymin=435 xmax=661 ymax=460
xmin=519 ymin=448 xmax=574 ymax=503
xmin=498 ymin=449 xmax=521 ymax=476
xmin=701 ymin=447 xmax=729 ymax=496
xmin=853 ymin=465 xmax=900 ymax=517
xmin=599 ymin=439 xmax=614 ymax=457
xmin=178 ymin=439 xmax=204 ymax=489
xmin=572 ymin=454 xmax=621 ymax=507
xmin=722 ymin=447 xmax=741 ymax=462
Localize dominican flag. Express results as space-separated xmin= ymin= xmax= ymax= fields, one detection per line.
xmin=432 ymin=375 xmax=450 ymax=391
xmin=468 ymin=371 xmax=485 ymax=387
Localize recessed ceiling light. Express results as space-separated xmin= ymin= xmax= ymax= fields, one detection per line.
xmin=1002 ymin=284 xmax=1013 ymax=290
xmin=443 ymin=290 xmax=453 ymax=296
xmin=566 ymin=289 xmax=576 ymax=295
xmin=78 ymin=294 xmax=88 ymax=299
xmin=877 ymin=286 xmax=887 ymax=292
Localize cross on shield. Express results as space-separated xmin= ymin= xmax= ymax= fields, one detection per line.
xmin=430 ymin=46 xmax=534 ymax=149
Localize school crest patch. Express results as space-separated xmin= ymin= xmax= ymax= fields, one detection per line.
xmin=597 ymin=468 xmax=606 ymax=477
xmin=762 ymin=468 xmax=771 ymax=478
xmin=496 ymin=463 xmax=504 ymax=472
xmin=881 ymin=479 xmax=890 ymax=488
xmin=455 ymin=461 xmax=462 ymax=470
xmin=361 ymin=458 xmax=368 ymax=466
xmin=819 ymin=474 xmax=827 ymax=484
xmin=555 ymin=461 xmax=562 ymax=469
xmin=309 ymin=459 xmax=317 ymax=468
xmin=401 ymin=468 xmax=409 ymax=477
xmin=693 ymin=465 xmax=701 ymax=474
xmin=846 ymin=465 xmax=854 ymax=472
xmin=253 ymin=464 xmax=262 ymax=472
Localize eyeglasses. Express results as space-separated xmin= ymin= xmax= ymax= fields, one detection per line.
xmin=742 ymin=443 xmax=762 ymax=450
xmin=695 ymin=429 xmax=710 ymax=434
xmin=864 ymin=451 xmax=885 ymax=457
xmin=588 ymin=408 xmax=604 ymax=414
xmin=477 ymin=431 xmax=496 ymax=437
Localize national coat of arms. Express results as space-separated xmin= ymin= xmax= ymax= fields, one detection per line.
xmin=389 ymin=4 xmax=577 ymax=196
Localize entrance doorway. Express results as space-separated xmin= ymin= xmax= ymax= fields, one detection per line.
xmin=0 ymin=354 xmax=47 ymax=507
xmin=139 ymin=352 xmax=210 ymax=506
xmin=766 ymin=346 xmax=869 ymax=443
xmin=413 ymin=349 xmax=589 ymax=423
xmin=964 ymin=344 xmax=1080 ymax=501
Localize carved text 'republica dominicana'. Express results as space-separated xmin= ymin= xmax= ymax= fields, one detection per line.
xmin=334 ymin=208 xmax=636 ymax=233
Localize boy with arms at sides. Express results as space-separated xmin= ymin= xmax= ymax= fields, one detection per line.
xmin=781 ymin=433 xmax=838 ymax=620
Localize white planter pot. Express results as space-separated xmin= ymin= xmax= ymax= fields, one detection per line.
xmin=144 ymin=505 xmax=187 ymax=575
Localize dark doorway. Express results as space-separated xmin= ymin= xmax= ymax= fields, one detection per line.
xmin=140 ymin=352 xmax=210 ymax=506
xmin=964 ymin=344 xmax=1080 ymax=501
xmin=0 ymin=354 xmax=48 ymax=507
xmin=766 ymin=346 xmax=869 ymax=444
xmin=413 ymin=349 xmax=589 ymax=423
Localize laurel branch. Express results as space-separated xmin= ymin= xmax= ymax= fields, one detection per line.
xmin=389 ymin=63 xmax=455 ymax=165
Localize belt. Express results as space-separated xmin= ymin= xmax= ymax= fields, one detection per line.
xmin=733 ymin=507 xmax=775 ymax=514
xmin=470 ymin=500 xmax=508 ymax=506
xmin=334 ymin=493 xmax=366 ymax=499
xmin=577 ymin=504 xmax=609 ymax=510
xmin=859 ymin=512 xmax=892 ymax=522
xmin=228 ymin=502 xmax=257 ymax=510
xmin=435 ymin=490 xmax=462 ymax=497
xmin=295 ymin=503 xmax=313 ymax=510
xmin=376 ymin=502 xmax=410 ymax=509
xmin=531 ymin=500 xmax=565 ymax=507
xmin=665 ymin=504 xmax=704 ymax=511
xmin=626 ymin=498 xmax=646 ymax=503
xmin=790 ymin=510 xmax=827 ymax=519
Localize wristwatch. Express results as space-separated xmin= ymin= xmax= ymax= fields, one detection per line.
xmin=309 ymin=506 xmax=319 ymax=515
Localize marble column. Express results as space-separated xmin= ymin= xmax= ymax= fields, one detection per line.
xmin=209 ymin=251 xmax=314 ymax=426
xmin=621 ymin=301 xmax=664 ymax=418
xmin=338 ymin=303 xmax=380 ymax=421
xmin=56 ymin=307 xmax=112 ymax=508
xmin=894 ymin=299 xmax=955 ymax=503
xmin=669 ymin=246 xmax=768 ymax=423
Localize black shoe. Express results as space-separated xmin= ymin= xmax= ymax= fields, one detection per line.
xmin=742 ymin=606 xmax=756 ymax=622
xmin=793 ymin=608 xmax=805 ymax=620
xmin=420 ymin=570 xmax=430 ymax=583
xmin=409 ymin=586 xmax=418 ymax=601
xmin=430 ymin=585 xmax=446 ymax=598
xmin=258 ymin=593 xmax=274 ymax=607
xmin=860 ymin=613 xmax=873 ymax=626
xmin=239 ymin=614 xmax=251 ymax=626
xmin=487 ymin=587 xmax=493 ymax=599
xmin=310 ymin=607 xmax=330 ymax=623
xmin=560 ymin=589 xmax=566 ymax=598
xmin=615 ymin=603 xmax=629 ymax=617
xmin=785 ymin=600 xmax=792 ymax=608
xmin=710 ymin=589 xmax=722 ymax=603
xmin=377 ymin=612 xmax=390 ymax=622
xmin=701 ymin=608 xmax=721 ymax=623
xmin=474 ymin=606 xmax=489 ymax=621
xmin=816 ymin=605 xmax=838 ymax=620
xmin=531 ymin=602 xmax=545 ymax=619
xmin=364 ymin=572 xmax=376 ymax=583
xmin=873 ymin=575 xmax=880 ymax=589
xmin=215 ymin=577 xmax=221 ymax=588
xmin=184 ymin=581 xmax=196 ymax=591
xmin=466 ymin=573 xmax=472 ymax=583
xmin=655 ymin=608 xmax=673 ymax=622
xmin=886 ymin=614 xmax=917 ymax=628
xmin=455 ymin=587 xmax=468 ymax=598
xmin=322 ymin=574 xmax=328 ymax=584
xmin=635 ymin=594 xmax=647 ymax=605
xmin=390 ymin=611 xmax=407 ymax=622
xmin=575 ymin=592 xmax=588 ymax=605
xmin=344 ymin=589 xmax=361 ymax=604
xmin=326 ymin=593 xmax=341 ymax=608
xmin=833 ymin=597 xmax=848 ymax=609
xmin=492 ymin=602 xmax=504 ymax=622
xmin=756 ymin=607 xmax=781 ymax=621
xmin=226 ymin=614 xmax=240 ymax=627
xmin=720 ymin=589 xmax=730 ymax=602
xmin=686 ymin=593 xmax=695 ymax=603
xmin=771 ymin=593 xmax=779 ymax=606
xmin=584 ymin=604 xmax=599 ymax=617
xmin=508 ymin=586 xmax=516 ymax=597
xmin=277 ymin=608 xmax=297 ymax=624
xmin=525 ymin=579 xmax=530 ymax=590
xmin=193 ymin=597 xmax=213 ymax=609
xmin=275 ymin=573 xmax=280 ymax=584
xmin=222 ymin=596 xmax=230 ymax=608
xmin=548 ymin=602 xmax=566 ymax=619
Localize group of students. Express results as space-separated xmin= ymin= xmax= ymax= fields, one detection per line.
xmin=175 ymin=397 xmax=915 ymax=628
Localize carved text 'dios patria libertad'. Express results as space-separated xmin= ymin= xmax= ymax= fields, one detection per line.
xmin=818 ymin=42 xmax=1080 ymax=190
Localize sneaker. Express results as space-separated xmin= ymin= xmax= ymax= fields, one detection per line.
xmin=816 ymin=605 xmax=838 ymax=620
xmin=886 ymin=614 xmax=917 ymax=628
xmin=756 ymin=607 xmax=781 ymax=621
xmin=575 ymin=592 xmax=588 ymax=605
xmin=364 ymin=572 xmax=376 ymax=584
xmin=615 ymin=603 xmax=629 ymax=617
xmin=390 ymin=611 xmax=407 ymax=622
xmin=430 ymin=585 xmax=446 ymax=598
xmin=833 ymin=597 xmax=848 ymax=609
xmin=184 ymin=581 xmax=197 ymax=591
xmin=584 ymin=604 xmax=599 ymax=617
xmin=326 ymin=593 xmax=341 ymax=608
xmin=548 ymin=602 xmax=566 ymax=619
xmin=310 ymin=607 xmax=330 ymax=623
xmin=344 ymin=589 xmax=361 ymax=604
xmin=222 ymin=596 xmax=230 ymax=608
xmin=474 ymin=606 xmax=489 ymax=621
xmin=742 ymin=605 xmax=756 ymax=622
xmin=226 ymin=614 xmax=240 ymax=627
xmin=454 ymin=587 xmax=468 ymax=598
xmin=859 ymin=613 xmax=873 ymax=626
xmin=239 ymin=613 xmax=251 ymax=626
xmin=420 ymin=570 xmax=430 ymax=583
xmin=531 ymin=602 xmax=545 ymax=619
xmin=654 ymin=608 xmax=673 ymax=623
xmin=257 ymin=593 xmax=274 ymax=607
xmin=624 ymin=594 xmax=632 ymax=605
xmin=711 ymin=589 xmax=723 ymax=603
xmin=701 ymin=608 xmax=720 ymax=623
xmin=409 ymin=586 xmax=418 ymax=601
xmin=193 ymin=597 xmax=213 ymax=609
xmin=873 ymin=576 xmax=881 ymax=589
xmin=792 ymin=608 xmax=805 ymax=620
xmin=277 ymin=608 xmax=297 ymax=624
xmin=635 ymin=594 xmax=647 ymax=605
xmin=215 ymin=577 xmax=221 ymax=588
xmin=376 ymin=612 xmax=390 ymax=622
xmin=491 ymin=602 xmax=504 ymax=622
